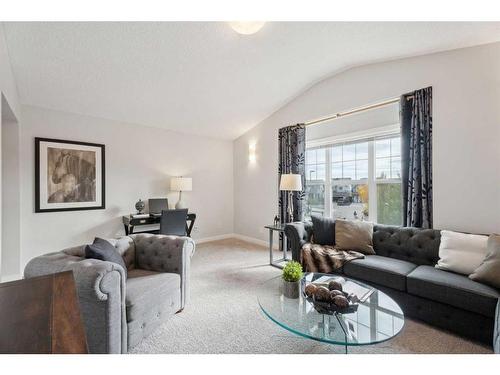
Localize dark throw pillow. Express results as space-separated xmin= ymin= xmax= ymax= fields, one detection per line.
xmin=469 ymin=234 xmax=500 ymax=289
xmin=85 ymin=237 xmax=127 ymax=277
xmin=311 ymin=214 xmax=335 ymax=246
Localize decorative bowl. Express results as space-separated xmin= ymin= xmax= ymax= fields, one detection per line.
xmin=301 ymin=282 xmax=358 ymax=315
xmin=306 ymin=294 xmax=358 ymax=315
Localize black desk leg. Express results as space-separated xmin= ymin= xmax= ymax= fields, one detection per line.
xmin=186 ymin=219 xmax=196 ymax=237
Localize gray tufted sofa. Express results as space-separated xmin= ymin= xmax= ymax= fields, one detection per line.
xmin=24 ymin=233 xmax=195 ymax=354
xmin=285 ymin=221 xmax=500 ymax=349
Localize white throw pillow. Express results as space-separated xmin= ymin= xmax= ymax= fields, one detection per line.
xmin=436 ymin=230 xmax=488 ymax=275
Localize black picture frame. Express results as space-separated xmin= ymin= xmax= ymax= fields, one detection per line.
xmin=35 ymin=137 xmax=106 ymax=213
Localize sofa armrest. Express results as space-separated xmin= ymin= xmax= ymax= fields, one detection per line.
xmin=284 ymin=221 xmax=313 ymax=262
xmin=495 ymin=299 xmax=500 ymax=353
xmin=24 ymin=254 xmax=127 ymax=354
xmin=131 ymin=233 xmax=196 ymax=308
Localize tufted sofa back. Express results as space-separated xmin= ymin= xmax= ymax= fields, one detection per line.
xmin=58 ymin=234 xmax=196 ymax=272
xmin=373 ymin=224 xmax=441 ymax=266
xmin=131 ymin=233 xmax=192 ymax=273
xmin=62 ymin=236 xmax=136 ymax=270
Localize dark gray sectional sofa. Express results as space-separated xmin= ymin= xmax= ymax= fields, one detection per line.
xmin=285 ymin=221 xmax=500 ymax=349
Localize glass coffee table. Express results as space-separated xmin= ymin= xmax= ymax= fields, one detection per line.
xmin=257 ymin=273 xmax=404 ymax=353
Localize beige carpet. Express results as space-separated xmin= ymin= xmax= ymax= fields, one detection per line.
xmin=131 ymin=238 xmax=492 ymax=354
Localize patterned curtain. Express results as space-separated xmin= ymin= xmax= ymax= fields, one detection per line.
xmin=278 ymin=124 xmax=306 ymax=225
xmin=401 ymin=87 xmax=433 ymax=228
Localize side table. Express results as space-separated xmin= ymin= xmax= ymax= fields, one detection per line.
xmin=264 ymin=224 xmax=290 ymax=269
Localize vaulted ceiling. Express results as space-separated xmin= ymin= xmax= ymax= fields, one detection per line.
xmin=3 ymin=22 xmax=500 ymax=139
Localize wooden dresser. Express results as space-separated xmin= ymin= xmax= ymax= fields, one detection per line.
xmin=0 ymin=271 xmax=88 ymax=353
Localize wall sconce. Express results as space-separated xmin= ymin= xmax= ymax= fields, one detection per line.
xmin=248 ymin=142 xmax=257 ymax=163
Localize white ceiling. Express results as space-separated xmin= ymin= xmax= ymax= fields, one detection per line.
xmin=4 ymin=22 xmax=500 ymax=140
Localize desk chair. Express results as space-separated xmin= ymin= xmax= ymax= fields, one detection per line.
xmin=160 ymin=209 xmax=188 ymax=236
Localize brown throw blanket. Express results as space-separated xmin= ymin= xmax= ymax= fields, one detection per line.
xmin=301 ymin=243 xmax=365 ymax=273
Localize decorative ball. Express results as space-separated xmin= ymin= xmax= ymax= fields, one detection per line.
xmin=314 ymin=286 xmax=331 ymax=301
xmin=329 ymin=290 xmax=343 ymax=300
xmin=328 ymin=280 xmax=343 ymax=292
xmin=304 ymin=284 xmax=317 ymax=297
xmin=332 ymin=295 xmax=349 ymax=308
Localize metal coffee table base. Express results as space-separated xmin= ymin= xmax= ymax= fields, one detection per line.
xmin=318 ymin=314 xmax=349 ymax=354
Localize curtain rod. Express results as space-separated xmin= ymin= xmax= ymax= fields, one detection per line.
xmin=304 ymin=95 xmax=414 ymax=127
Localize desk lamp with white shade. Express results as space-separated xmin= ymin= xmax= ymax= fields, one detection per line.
xmin=170 ymin=177 xmax=192 ymax=209
xmin=279 ymin=174 xmax=303 ymax=222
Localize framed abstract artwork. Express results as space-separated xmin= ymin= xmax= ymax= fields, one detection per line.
xmin=35 ymin=137 xmax=105 ymax=212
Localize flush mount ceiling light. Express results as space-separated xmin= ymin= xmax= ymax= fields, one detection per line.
xmin=229 ymin=22 xmax=265 ymax=35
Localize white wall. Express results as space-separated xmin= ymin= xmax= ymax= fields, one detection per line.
xmin=0 ymin=25 xmax=21 ymax=280
xmin=0 ymin=25 xmax=20 ymax=119
xmin=20 ymin=105 xmax=234 ymax=268
xmin=2 ymin=114 xmax=20 ymax=278
xmin=306 ymin=102 xmax=399 ymax=142
xmin=234 ymin=42 xmax=500 ymax=242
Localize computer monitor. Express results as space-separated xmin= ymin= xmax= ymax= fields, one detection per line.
xmin=148 ymin=198 xmax=168 ymax=216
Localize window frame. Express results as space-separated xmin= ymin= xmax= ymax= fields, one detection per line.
xmin=305 ymin=124 xmax=402 ymax=223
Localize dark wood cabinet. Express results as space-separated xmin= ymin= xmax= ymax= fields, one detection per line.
xmin=0 ymin=271 xmax=88 ymax=354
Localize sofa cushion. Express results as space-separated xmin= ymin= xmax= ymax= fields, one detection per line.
xmin=126 ymin=270 xmax=181 ymax=321
xmin=125 ymin=270 xmax=181 ymax=349
xmin=85 ymin=237 xmax=128 ymax=277
xmin=407 ymin=265 xmax=500 ymax=318
xmin=373 ymin=225 xmax=441 ymax=266
xmin=470 ymin=234 xmax=500 ymax=289
xmin=342 ymin=255 xmax=417 ymax=291
xmin=127 ymin=269 xmax=162 ymax=279
xmin=436 ymin=230 xmax=488 ymax=276
xmin=311 ymin=215 xmax=335 ymax=246
xmin=107 ymin=237 xmax=135 ymax=270
xmin=335 ymin=219 xmax=375 ymax=255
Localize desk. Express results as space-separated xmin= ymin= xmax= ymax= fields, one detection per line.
xmin=264 ymin=224 xmax=290 ymax=269
xmin=0 ymin=271 xmax=88 ymax=353
xmin=123 ymin=213 xmax=196 ymax=236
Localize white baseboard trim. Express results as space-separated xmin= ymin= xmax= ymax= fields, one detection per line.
xmin=195 ymin=233 xmax=235 ymax=244
xmin=1 ymin=274 xmax=21 ymax=282
xmin=232 ymin=234 xmax=279 ymax=250
xmin=194 ymin=233 xmax=279 ymax=250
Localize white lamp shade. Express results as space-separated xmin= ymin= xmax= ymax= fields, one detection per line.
xmin=279 ymin=174 xmax=302 ymax=191
xmin=170 ymin=177 xmax=192 ymax=192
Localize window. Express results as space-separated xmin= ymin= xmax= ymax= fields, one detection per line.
xmin=375 ymin=137 xmax=401 ymax=179
xmin=331 ymin=141 xmax=369 ymax=221
xmin=375 ymin=137 xmax=402 ymax=225
xmin=305 ymin=148 xmax=326 ymax=216
xmin=305 ymin=132 xmax=402 ymax=225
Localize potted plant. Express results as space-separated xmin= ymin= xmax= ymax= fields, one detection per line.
xmin=282 ymin=261 xmax=303 ymax=299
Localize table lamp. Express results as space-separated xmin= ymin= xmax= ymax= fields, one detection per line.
xmin=170 ymin=177 xmax=192 ymax=209
xmin=279 ymin=174 xmax=302 ymax=221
